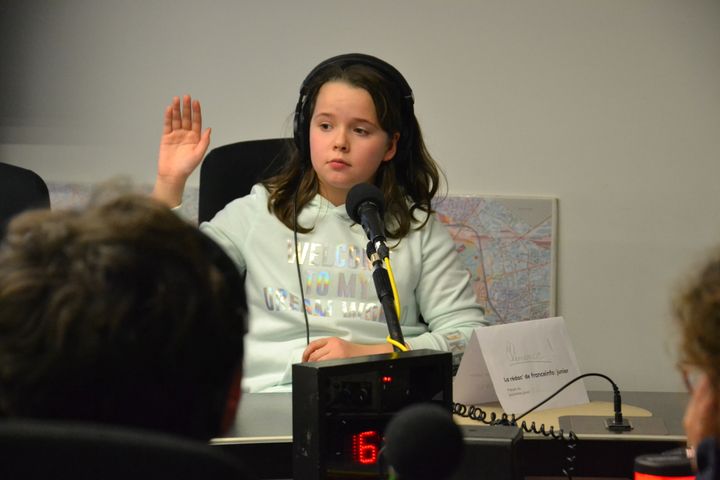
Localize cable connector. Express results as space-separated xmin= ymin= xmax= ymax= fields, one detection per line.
xmin=605 ymin=417 xmax=633 ymax=432
xmin=605 ymin=389 xmax=633 ymax=432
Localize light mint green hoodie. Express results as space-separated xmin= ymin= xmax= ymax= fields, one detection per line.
xmin=201 ymin=185 xmax=487 ymax=393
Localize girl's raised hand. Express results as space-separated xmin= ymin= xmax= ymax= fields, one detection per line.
xmin=153 ymin=95 xmax=211 ymax=207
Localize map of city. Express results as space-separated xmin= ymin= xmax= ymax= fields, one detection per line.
xmin=433 ymin=195 xmax=557 ymax=325
xmin=49 ymin=184 xmax=557 ymax=325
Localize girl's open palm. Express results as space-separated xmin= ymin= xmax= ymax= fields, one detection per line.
xmin=157 ymin=95 xmax=211 ymax=182
xmin=153 ymin=95 xmax=211 ymax=207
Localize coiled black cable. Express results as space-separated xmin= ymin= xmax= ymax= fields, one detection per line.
xmin=453 ymin=372 xmax=626 ymax=480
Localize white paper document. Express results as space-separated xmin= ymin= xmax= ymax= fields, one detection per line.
xmin=453 ymin=316 xmax=588 ymax=414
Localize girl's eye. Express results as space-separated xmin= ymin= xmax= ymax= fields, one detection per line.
xmin=354 ymin=127 xmax=369 ymax=136
xmin=319 ymin=123 xmax=332 ymax=131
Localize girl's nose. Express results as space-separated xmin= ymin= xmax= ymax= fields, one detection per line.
xmin=333 ymin=130 xmax=349 ymax=152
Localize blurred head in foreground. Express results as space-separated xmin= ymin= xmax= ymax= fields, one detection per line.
xmin=674 ymin=248 xmax=720 ymax=448
xmin=0 ymin=194 xmax=246 ymax=440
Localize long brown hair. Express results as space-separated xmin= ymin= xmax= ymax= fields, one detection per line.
xmin=264 ymin=61 xmax=444 ymax=239
xmin=674 ymin=249 xmax=720 ymax=385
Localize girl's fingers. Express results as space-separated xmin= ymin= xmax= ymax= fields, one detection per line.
xmin=162 ymin=105 xmax=173 ymax=134
xmin=192 ymin=99 xmax=202 ymax=134
xmin=171 ymin=96 xmax=182 ymax=130
xmin=181 ymin=95 xmax=192 ymax=130
xmin=193 ymin=128 xmax=211 ymax=157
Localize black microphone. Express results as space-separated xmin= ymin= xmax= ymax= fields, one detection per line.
xmin=383 ymin=403 xmax=464 ymax=480
xmin=345 ymin=183 xmax=389 ymax=259
xmin=347 ymin=183 xmax=404 ymax=349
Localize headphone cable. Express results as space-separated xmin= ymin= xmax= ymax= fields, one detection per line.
xmin=293 ymin=185 xmax=311 ymax=346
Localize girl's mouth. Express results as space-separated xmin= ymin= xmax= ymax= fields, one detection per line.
xmin=328 ymin=159 xmax=349 ymax=169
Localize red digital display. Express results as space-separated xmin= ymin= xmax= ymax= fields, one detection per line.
xmin=351 ymin=430 xmax=381 ymax=465
xmin=326 ymin=416 xmax=388 ymax=475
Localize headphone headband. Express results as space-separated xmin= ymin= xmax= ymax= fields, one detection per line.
xmin=293 ymin=53 xmax=415 ymax=161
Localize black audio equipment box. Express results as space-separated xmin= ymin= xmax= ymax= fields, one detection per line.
xmin=292 ymin=349 xmax=452 ymax=480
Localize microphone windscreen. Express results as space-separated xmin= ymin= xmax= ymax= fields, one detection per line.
xmin=383 ymin=402 xmax=464 ymax=480
xmin=345 ymin=183 xmax=384 ymax=224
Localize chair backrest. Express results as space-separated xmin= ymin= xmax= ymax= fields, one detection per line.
xmin=0 ymin=163 xmax=50 ymax=234
xmin=198 ymin=138 xmax=293 ymax=224
xmin=0 ymin=419 xmax=254 ymax=480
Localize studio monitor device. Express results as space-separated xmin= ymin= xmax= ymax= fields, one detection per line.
xmin=292 ymin=349 xmax=453 ymax=480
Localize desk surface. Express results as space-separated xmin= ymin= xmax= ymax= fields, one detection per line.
xmin=212 ymin=390 xmax=688 ymax=445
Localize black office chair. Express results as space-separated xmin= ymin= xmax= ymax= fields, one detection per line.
xmin=0 ymin=163 xmax=50 ymax=235
xmin=0 ymin=419 xmax=255 ymax=480
xmin=198 ymin=138 xmax=293 ymax=224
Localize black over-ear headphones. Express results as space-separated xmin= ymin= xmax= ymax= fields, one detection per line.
xmin=292 ymin=53 xmax=415 ymax=163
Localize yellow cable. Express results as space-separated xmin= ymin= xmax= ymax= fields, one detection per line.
xmin=386 ymin=336 xmax=408 ymax=352
xmin=384 ymin=257 xmax=401 ymax=319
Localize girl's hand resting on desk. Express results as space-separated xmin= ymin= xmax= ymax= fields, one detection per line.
xmin=153 ymin=95 xmax=211 ymax=207
xmin=302 ymin=337 xmax=393 ymax=362
xmin=683 ymin=373 xmax=719 ymax=448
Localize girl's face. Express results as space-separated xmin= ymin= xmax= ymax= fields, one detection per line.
xmin=309 ymin=81 xmax=399 ymax=206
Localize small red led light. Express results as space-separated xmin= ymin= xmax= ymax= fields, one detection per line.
xmin=381 ymin=375 xmax=393 ymax=384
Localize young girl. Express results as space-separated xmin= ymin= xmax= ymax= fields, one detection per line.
xmin=153 ymin=54 xmax=487 ymax=393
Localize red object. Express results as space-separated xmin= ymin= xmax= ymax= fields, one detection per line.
xmin=635 ymin=473 xmax=694 ymax=480
xmin=352 ymin=430 xmax=381 ymax=465
xmin=634 ymin=452 xmax=694 ymax=480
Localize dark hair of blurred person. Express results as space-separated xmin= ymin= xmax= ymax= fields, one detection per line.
xmin=0 ymin=194 xmax=247 ymax=441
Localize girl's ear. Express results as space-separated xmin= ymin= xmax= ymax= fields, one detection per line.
xmin=383 ymin=133 xmax=401 ymax=162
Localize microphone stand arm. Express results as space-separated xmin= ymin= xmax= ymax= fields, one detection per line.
xmin=366 ymin=242 xmax=405 ymax=352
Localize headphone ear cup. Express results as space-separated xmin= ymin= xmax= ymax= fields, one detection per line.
xmin=292 ymin=94 xmax=305 ymax=155
xmin=293 ymin=90 xmax=311 ymax=169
